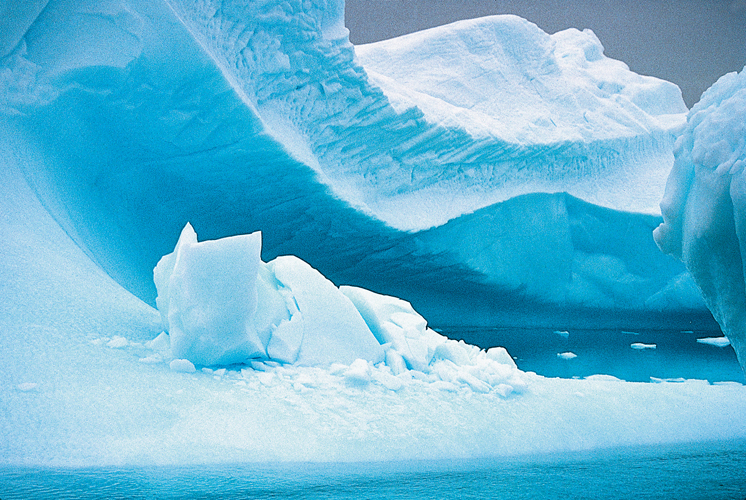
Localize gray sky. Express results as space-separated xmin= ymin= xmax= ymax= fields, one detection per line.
xmin=345 ymin=0 xmax=746 ymax=107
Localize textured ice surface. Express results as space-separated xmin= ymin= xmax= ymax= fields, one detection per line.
xmin=356 ymin=15 xmax=686 ymax=219
xmin=0 ymin=0 xmax=704 ymax=325
xmin=654 ymin=66 xmax=746 ymax=371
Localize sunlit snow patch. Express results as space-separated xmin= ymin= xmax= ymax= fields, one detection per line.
xmin=152 ymin=224 xmax=525 ymax=396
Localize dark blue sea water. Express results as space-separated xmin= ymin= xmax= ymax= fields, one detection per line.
xmin=3 ymin=440 xmax=746 ymax=499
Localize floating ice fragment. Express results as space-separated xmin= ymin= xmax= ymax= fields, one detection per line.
xmin=17 ymin=383 xmax=38 ymax=391
xmin=169 ymin=359 xmax=196 ymax=373
xmin=554 ymin=330 xmax=570 ymax=339
xmin=650 ymin=377 xmax=687 ymax=383
xmin=621 ymin=331 xmax=640 ymax=336
xmin=697 ymin=337 xmax=731 ymax=347
xmin=631 ymin=343 xmax=656 ymax=350
xmin=557 ymin=352 xmax=578 ymax=360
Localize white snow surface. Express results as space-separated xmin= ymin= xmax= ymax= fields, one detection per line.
xmin=355 ymin=15 xmax=687 ymax=223
xmin=654 ymin=66 xmax=746 ymax=371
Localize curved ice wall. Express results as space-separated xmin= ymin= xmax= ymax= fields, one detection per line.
xmin=0 ymin=0 xmax=707 ymax=327
xmin=655 ymin=67 xmax=746 ymax=370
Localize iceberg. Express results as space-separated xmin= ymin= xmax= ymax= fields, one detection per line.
xmin=2 ymin=0 xmax=746 ymax=468
xmin=0 ymin=0 xmax=705 ymax=326
xmin=654 ymin=66 xmax=746 ymax=372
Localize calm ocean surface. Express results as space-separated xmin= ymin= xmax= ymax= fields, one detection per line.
xmin=3 ymin=440 xmax=746 ymax=499
xmin=442 ymin=326 xmax=745 ymax=384
xmin=3 ymin=327 xmax=744 ymax=499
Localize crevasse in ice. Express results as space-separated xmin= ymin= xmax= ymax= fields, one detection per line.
xmin=654 ymin=66 xmax=746 ymax=371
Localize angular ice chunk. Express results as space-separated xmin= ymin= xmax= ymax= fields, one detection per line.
xmin=269 ymin=257 xmax=384 ymax=366
xmin=341 ymin=285 xmax=440 ymax=371
xmin=154 ymin=223 xmax=266 ymax=366
xmin=154 ymin=224 xmax=383 ymax=367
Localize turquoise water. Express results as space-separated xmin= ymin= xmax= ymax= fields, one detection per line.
xmin=3 ymin=440 xmax=746 ymax=499
xmin=443 ymin=327 xmax=745 ymax=383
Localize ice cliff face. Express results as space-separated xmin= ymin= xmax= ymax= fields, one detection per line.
xmin=0 ymin=0 xmax=703 ymax=327
xmin=655 ymin=67 xmax=746 ymax=371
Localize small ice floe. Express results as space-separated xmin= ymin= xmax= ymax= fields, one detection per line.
xmin=169 ymin=359 xmax=196 ymax=373
xmin=681 ymin=330 xmax=694 ymax=334
xmin=557 ymin=352 xmax=577 ymax=360
xmin=554 ymin=330 xmax=569 ymax=339
xmin=696 ymin=337 xmax=730 ymax=347
xmin=631 ymin=343 xmax=656 ymax=350
xmin=17 ymin=382 xmax=39 ymax=391
xmin=621 ymin=331 xmax=639 ymax=336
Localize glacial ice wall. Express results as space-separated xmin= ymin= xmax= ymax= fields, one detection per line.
xmin=0 ymin=0 xmax=704 ymax=327
xmin=169 ymin=2 xmax=687 ymax=229
xmin=655 ymin=66 xmax=746 ymax=371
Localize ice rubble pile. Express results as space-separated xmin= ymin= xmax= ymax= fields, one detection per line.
xmin=654 ymin=66 xmax=746 ymax=371
xmin=153 ymin=224 xmax=524 ymax=395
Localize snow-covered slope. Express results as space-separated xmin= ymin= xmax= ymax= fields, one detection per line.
xmin=655 ymin=66 xmax=746 ymax=372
